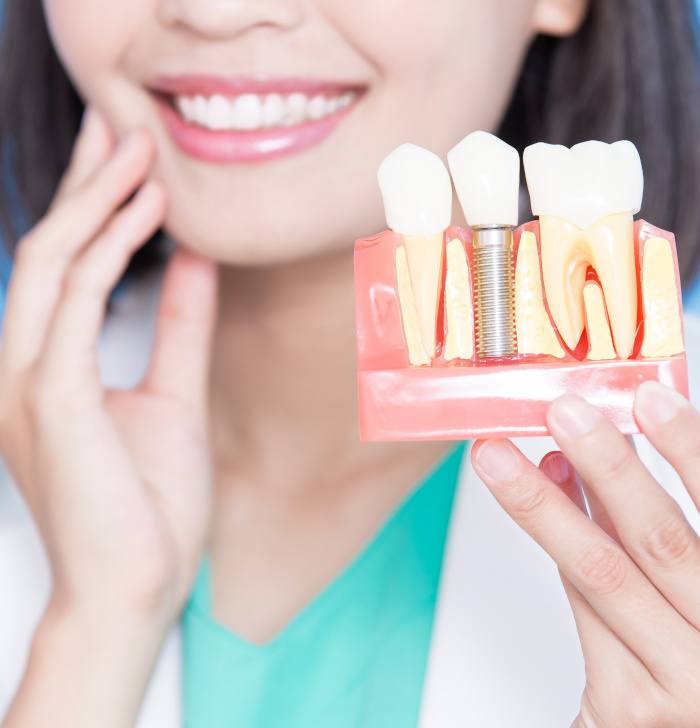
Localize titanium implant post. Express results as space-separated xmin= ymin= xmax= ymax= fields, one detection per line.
xmin=472 ymin=226 xmax=517 ymax=359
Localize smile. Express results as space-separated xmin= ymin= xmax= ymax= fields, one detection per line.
xmin=151 ymin=76 xmax=364 ymax=164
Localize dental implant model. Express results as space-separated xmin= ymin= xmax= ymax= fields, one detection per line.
xmin=377 ymin=144 xmax=452 ymax=365
xmin=354 ymin=134 xmax=688 ymax=440
xmin=448 ymin=131 xmax=520 ymax=360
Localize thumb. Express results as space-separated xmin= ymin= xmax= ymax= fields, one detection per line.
xmin=142 ymin=248 xmax=218 ymax=411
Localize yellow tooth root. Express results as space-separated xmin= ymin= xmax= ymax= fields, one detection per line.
xmin=515 ymin=232 xmax=565 ymax=358
xmin=403 ymin=233 xmax=444 ymax=358
xmin=583 ymin=281 xmax=617 ymax=360
xmin=396 ymin=245 xmax=431 ymax=366
xmin=539 ymin=213 xmax=638 ymax=359
xmin=444 ymin=238 xmax=474 ymax=361
xmin=640 ymin=237 xmax=685 ymax=358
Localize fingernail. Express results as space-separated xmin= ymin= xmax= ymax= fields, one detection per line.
xmin=549 ymin=395 xmax=601 ymax=438
xmin=474 ymin=440 xmax=522 ymax=483
xmin=635 ymin=381 xmax=686 ymax=426
xmin=541 ymin=452 xmax=571 ymax=485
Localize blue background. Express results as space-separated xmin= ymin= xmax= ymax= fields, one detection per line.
xmin=0 ymin=6 xmax=699 ymax=318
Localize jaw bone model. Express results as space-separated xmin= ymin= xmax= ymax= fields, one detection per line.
xmin=354 ymin=134 xmax=688 ymax=440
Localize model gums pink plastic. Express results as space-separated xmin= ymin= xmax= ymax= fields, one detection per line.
xmin=354 ymin=133 xmax=688 ymax=440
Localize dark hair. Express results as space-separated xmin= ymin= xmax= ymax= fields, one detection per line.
xmin=1 ymin=1 xmax=700 ymax=283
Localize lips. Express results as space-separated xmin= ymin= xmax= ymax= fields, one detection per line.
xmin=150 ymin=75 xmax=364 ymax=163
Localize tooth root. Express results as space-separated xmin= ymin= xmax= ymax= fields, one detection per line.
xmin=587 ymin=214 xmax=638 ymax=359
xmin=444 ymin=239 xmax=474 ymax=361
xmin=640 ymin=237 xmax=685 ymax=358
xmin=395 ymin=246 xmax=431 ymax=366
xmin=539 ymin=213 xmax=638 ymax=359
xmin=403 ymin=233 xmax=443 ymax=358
xmin=583 ymin=281 xmax=617 ymax=360
xmin=539 ymin=216 xmax=588 ymax=350
xmin=515 ymin=231 xmax=565 ymax=358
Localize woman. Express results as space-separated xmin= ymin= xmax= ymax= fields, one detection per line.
xmin=0 ymin=1 xmax=699 ymax=726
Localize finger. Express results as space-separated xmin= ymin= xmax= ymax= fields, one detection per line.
xmin=547 ymin=395 xmax=700 ymax=630
xmin=37 ymin=181 xmax=165 ymax=388
xmin=472 ymin=439 xmax=697 ymax=683
xmin=540 ymin=453 xmax=657 ymax=678
xmin=560 ymin=573 xmax=651 ymax=686
xmin=634 ymin=381 xmax=700 ymax=512
xmin=52 ymin=106 xmax=115 ymax=204
xmin=540 ymin=450 xmax=585 ymax=509
xmin=141 ymin=249 xmax=218 ymax=411
xmin=1 ymin=130 xmax=154 ymax=372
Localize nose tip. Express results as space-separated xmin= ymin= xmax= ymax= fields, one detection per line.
xmin=159 ymin=0 xmax=303 ymax=39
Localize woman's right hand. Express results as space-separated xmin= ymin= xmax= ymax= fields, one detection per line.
xmin=0 ymin=107 xmax=219 ymax=633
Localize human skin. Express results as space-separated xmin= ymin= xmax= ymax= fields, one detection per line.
xmin=3 ymin=0 xmax=699 ymax=726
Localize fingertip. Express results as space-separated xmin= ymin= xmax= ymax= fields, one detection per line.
xmin=539 ymin=450 xmax=570 ymax=485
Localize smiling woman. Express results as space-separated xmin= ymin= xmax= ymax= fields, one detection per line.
xmin=0 ymin=2 xmax=699 ymax=728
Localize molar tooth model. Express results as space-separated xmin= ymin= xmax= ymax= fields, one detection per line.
xmin=354 ymin=133 xmax=688 ymax=440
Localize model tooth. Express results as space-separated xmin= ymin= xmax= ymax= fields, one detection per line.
xmin=640 ymin=237 xmax=685 ymax=357
xmin=379 ymin=144 xmax=451 ymax=359
xmin=443 ymin=239 xmax=474 ymax=361
xmin=525 ymin=140 xmax=642 ymax=358
xmin=583 ymin=281 xmax=617 ymax=360
xmin=515 ymin=232 xmax=565 ymax=358
xmin=395 ymin=246 xmax=431 ymax=366
xmin=447 ymin=130 xmax=520 ymax=227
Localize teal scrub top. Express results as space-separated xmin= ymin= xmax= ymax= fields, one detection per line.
xmin=182 ymin=442 xmax=466 ymax=728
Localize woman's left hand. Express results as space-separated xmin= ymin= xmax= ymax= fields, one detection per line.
xmin=471 ymin=381 xmax=700 ymax=728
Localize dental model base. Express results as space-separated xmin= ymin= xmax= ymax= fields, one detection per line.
xmin=355 ymin=135 xmax=688 ymax=440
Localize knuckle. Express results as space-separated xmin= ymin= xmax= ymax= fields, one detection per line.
xmin=572 ymin=541 xmax=628 ymax=595
xmin=638 ymin=510 xmax=696 ymax=568
xmin=590 ymin=445 xmax=636 ymax=483
xmin=64 ymin=263 xmax=103 ymax=299
xmin=507 ymin=480 xmax=550 ymax=520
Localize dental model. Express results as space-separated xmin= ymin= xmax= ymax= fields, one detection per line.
xmin=448 ymin=131 xmax=519 ymax=359
xmin=377 ymin=144 xmax=452 ymax=364
xmin=355 ymin=134 xmax=688 ymax=440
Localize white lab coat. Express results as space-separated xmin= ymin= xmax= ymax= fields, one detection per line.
xmin=0 ymin=269 xmax=698 ymax=728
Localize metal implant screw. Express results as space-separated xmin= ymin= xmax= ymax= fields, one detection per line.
xmin=472 ymin=226 xmax=517 ymax=359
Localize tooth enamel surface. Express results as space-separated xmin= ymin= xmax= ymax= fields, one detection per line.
xmin=524 ymin=140 xmax=643 ymax=229
xmin=640 ymin=237 xmax=685 ymax=358
xmin=583 ymin=281 xmax=617 ymax=360
xmin=515 ymin=232 xmax=565 ymax=358
xmin=448 ymin=131 xmax=520 ymax=227
xmin=378 ymin=144 xmax=452 ymax=236
xmin=174 ymin=90 xmax=354 ymax=131
xmin=395 ymin=245 xmax=431 ymax=366
xmin=379 ymin=144 xmax=451 ymax=359
xmin=537 ymin=213 xmax=638 ymax=358
xmin=444 ymin=239 xmax=474 ymax=361
xmin=525 ymin=140 xmax=642 ymax=360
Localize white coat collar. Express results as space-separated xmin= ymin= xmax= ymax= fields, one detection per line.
xmin=1 ymin=268 xmax=699 ymax=727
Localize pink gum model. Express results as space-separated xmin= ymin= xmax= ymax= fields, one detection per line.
xmin=354 ymin=220 xmax=689 ymax=441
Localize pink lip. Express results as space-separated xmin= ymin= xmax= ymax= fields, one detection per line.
xmin=151 ymin=74 xmax=362 ymax=164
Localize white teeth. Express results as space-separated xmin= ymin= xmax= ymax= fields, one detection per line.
xmin=231 ymin=93 xmax=262 ymax=130
xmin=262 ymin=93 xmax=285 ymax=127
xmin=377 ymin=143 xmax=452 ymax=236
xmin=448 ymin=130 xmax=520 ymax=227
xmin=307 ymin=95 xmax=327 ymax=120
xmin=174 ymin=90 xmax=356 ymax=131
xmin=524 ymin=140 xmax=643 ymax=229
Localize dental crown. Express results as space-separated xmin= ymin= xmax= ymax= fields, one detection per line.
xmin=377 ymin=143 xmax=452 ymax=235
xmin=524 ymin=140 xmax=643 ymax=229
xmin=447 ymin=131 xmax=520 ymax=227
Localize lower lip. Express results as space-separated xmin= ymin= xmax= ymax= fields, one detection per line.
xmin=158 ymin=97 xmax=355 ymax=164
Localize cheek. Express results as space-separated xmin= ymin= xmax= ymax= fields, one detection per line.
xmin=43 ymin=0 xmax=147 ymax=116
xmin=321 ymin=0 xmax=535 ymax=150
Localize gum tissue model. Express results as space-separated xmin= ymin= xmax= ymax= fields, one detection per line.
xmin=354 ymin=132 xmax=688 ymax=440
